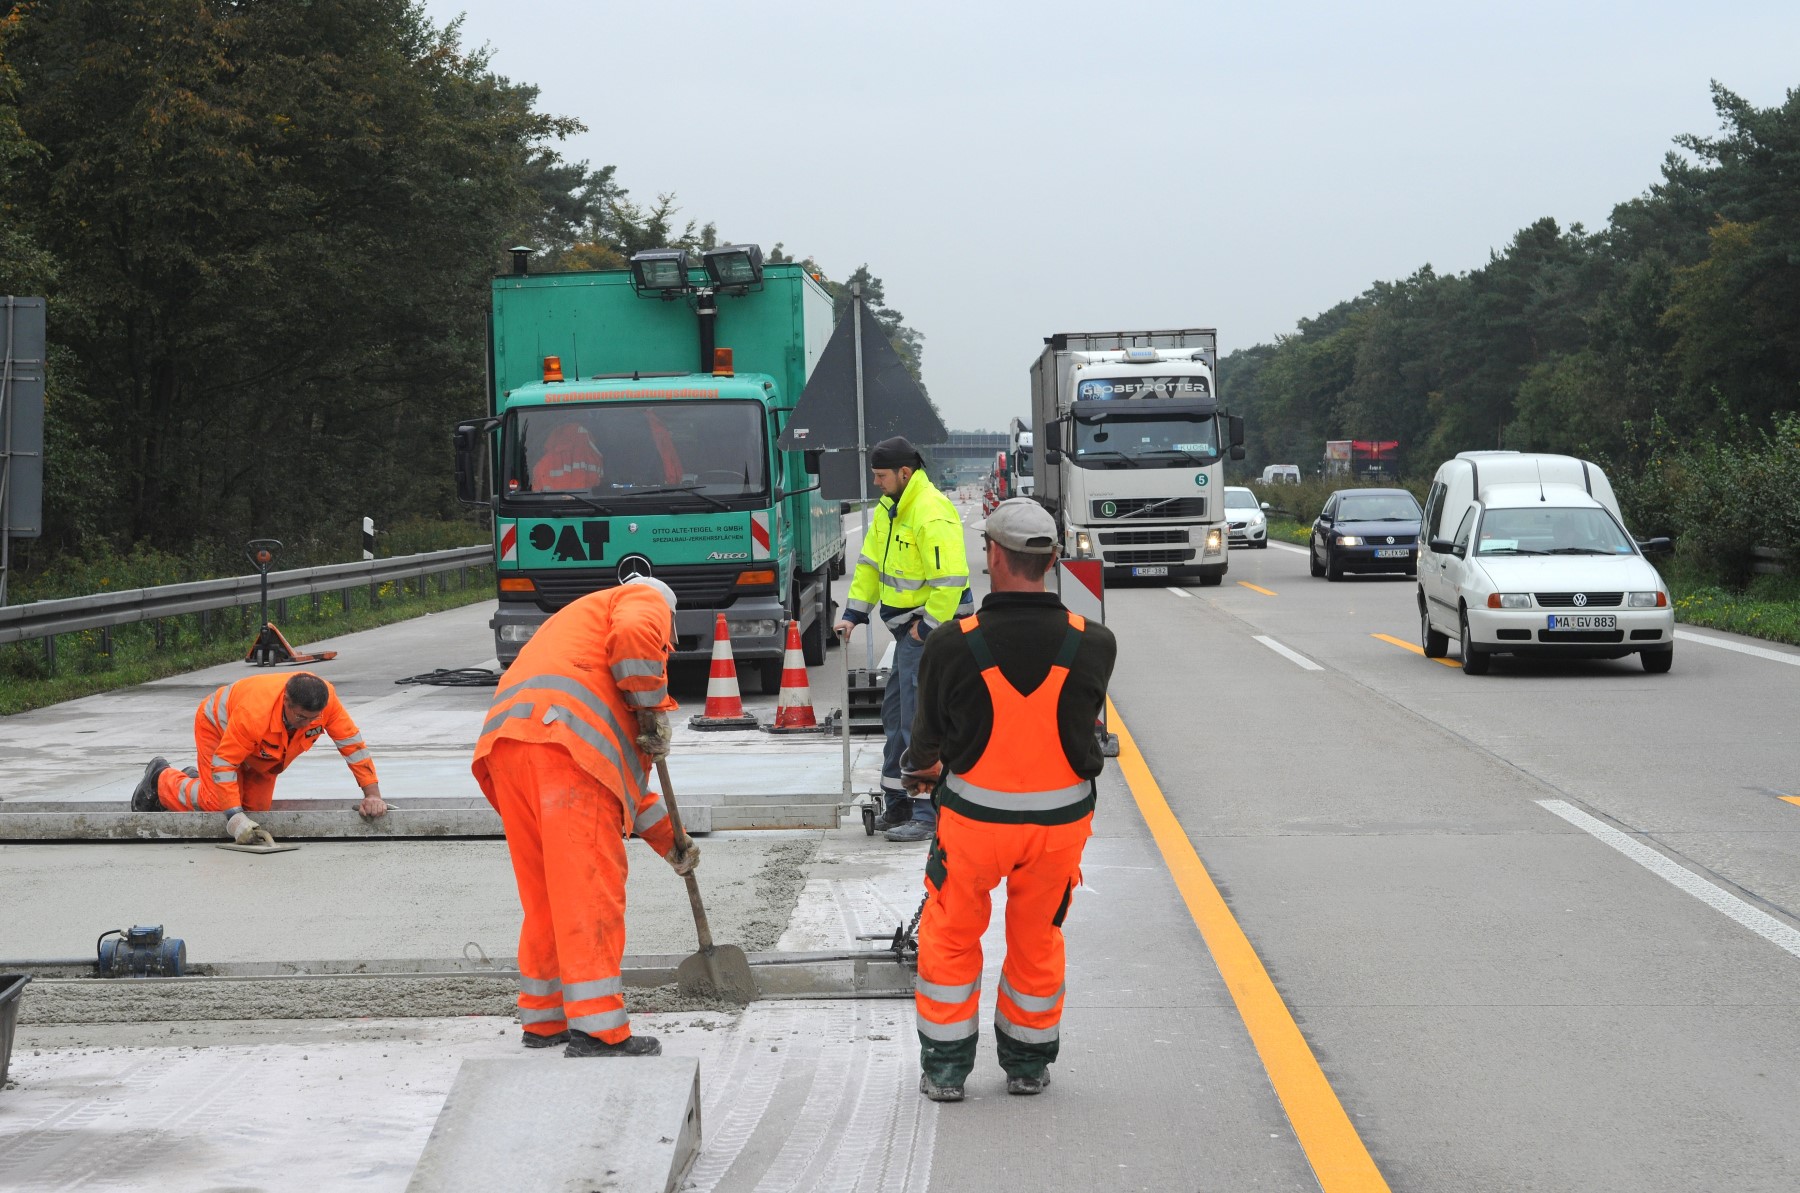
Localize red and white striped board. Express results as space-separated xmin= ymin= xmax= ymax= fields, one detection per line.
xmin=498 ymin=522 xmax=518 ymax=564
xmin=749 ymin=511 xmax=772 ymax=560
xmin=1056 ymin=559 xmax=1104 ymax=625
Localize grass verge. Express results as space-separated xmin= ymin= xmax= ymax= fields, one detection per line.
xmin=0 ymin=569 xmax=494 ymax=716
xmin=1267 ymin=518 xmax=1312 ymax=546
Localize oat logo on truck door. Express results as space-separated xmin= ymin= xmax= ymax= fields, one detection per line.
xmin=528 ymin=520 xmax=610 ymax=563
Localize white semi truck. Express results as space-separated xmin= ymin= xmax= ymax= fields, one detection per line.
xmin=1030 ymin=329 xmax=1242 ymax=586
xmin=1007 ymin=415 xmax=1035 ymax=498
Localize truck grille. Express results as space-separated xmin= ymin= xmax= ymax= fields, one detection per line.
xmin=1535 ymin=592 xmax=1622 ymax=608
xmin=524 ymin=564 xmax=754 ymax=612
xmin=1106 ymin=548 xmax=1196 ymax=565
xmin=1098 ymin=530 xmax=1189 ymax=546
xmin=1090 ymin=497 xmax=1206 ymax=519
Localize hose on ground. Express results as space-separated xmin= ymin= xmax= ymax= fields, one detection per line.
xmin=393 ymin=668 xmax=499 ymax=687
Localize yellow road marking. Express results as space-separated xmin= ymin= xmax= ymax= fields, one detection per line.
xmin=1372 ymin=632 xmax=1460 ymax=668
xmin=1781 ymin=796 xmax=1800 ymax=809
xmin=1108 ymin=698 xmax=1392 ymax=1193
xmin=1237 ymin=581 xmax=1278 ymax=597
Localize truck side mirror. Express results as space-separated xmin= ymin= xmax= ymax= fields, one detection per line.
xmin=803 ymin=449 xmax=823 ymax=476
xmin=1227 ymin=415 xmax=1245 ymax=448
xmin=1045 ymin=447 xmax=1063 ymax=464
xmin=453 ymin=419 xmax=499 ymax=508
xmin=1229 ymin=445 xmax=1245 ymax=461
xmin=1041 ymin=423 xmax=1061 ymax=452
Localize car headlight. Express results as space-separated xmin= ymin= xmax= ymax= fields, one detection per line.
xmin=1486 ymin=593 xmax=1532 ymax=609
xmin=1627 ymin=591 xmax=1668 ymax=608
xmin=1336 ymin=535 xmax=1363 ymax=546
xmin=1075 ymin=531 xmax=1093 ymax=558
xmin=498 ymin=624 xmax=539 ymax=644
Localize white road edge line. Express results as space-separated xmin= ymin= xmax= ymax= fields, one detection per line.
xmin=1267 ymin=541 xmax=1309 ymax=555
xmin=1253 ymin=635 xmax=1323 ymax=671
xmin=1674 ymin=629 xmax=1800 ymax=666
xmin=1536 ymin=799 xmax=1800 ymax=961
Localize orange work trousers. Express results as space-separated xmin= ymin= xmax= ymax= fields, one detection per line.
xmin=482 ymin=737 xmax=634 ymax=1044
xmin=156 ymin=705 xmax=279 ymax=813
xmin=914 ymin=807 xmax=1092 ymax=1085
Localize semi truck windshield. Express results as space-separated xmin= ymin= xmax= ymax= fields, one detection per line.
xmin=505 ymin=401 xmax=768 ymax=505
xmin=1072 ymin=412 xmax=1220 ymax=468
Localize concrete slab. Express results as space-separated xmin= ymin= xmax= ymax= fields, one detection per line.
xmin=406 ymin=1056 xmax=700 ymax=1193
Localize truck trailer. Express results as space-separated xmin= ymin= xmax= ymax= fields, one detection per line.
xmin=454 ymin=247 xmax=844 ymax=691
xmin=1030 ymin=330 xmax=1243 ymax=585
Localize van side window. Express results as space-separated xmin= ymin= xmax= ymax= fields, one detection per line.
xmin=1423 ymin=481 xmax=1446 ymax=538
xmin=1452 ymin=506 xmax=1476 ymax=553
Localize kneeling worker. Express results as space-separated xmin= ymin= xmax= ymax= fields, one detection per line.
xmin=472 ymin=575 xmax=700 ymax=1058
xmin=904 ymin=498 xmax=1117 ymax=1102
xmin=130 ymin=672 xmax=387 ymax=844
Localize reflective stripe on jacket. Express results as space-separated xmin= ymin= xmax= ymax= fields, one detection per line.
xmin=845 ymin=470 xmax=970 ymax=631
xmin=192 ymin=672 xmax=376 ymax=815
xmin=936 ymin=611 xmax=1097 ymax=826
xmin=471 ymin=584 xmax=680 ymax=839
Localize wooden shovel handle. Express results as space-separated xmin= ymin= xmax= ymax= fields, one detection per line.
xmin=656 ymin=757 xmax=714 ymax=953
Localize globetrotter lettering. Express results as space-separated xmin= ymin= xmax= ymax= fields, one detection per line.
xmin=527 ymin=521 xmax=611 ymax=562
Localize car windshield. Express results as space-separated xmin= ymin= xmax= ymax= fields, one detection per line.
xmin=1476 ymin=506 xmax=1636 ymax=556
xmin=1224 ymin=490 xmax=1259 ymax=509
xmin=1336 ymin=495 xmax=1419 ymax=521
xmin=504 ymin=400 xmax=767 ymax=508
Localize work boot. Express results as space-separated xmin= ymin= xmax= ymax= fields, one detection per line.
xmin=1006 ymin=1071 xmax=1052 ymax=1096
xmin=884 ymin=820 xmax=934 ymax=843
xmin=564 ymin=1030 xmax=662 ymax=1058
xmin=918 ymin=1073 xmax=964 ymax=1103
xmin=130 ymin=757 xmax=170 ymax=812
xmin=520 ymin=1029 xmax=569 ymax=1049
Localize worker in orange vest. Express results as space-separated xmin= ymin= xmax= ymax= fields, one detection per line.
xmin=904 ymin=499 xmax=1117 ymax=1101
xmin=129 ymin=672 xmax=387 ymax=845
xmin=472 ymin=574 xmax=699 ymax=1058
xmin=530 ymin=422 xmax=606 ymax=492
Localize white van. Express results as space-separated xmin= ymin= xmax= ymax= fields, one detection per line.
xmin=1259 ymin=464 xmax=1300 ymax=484
xmin=1417 ymin=452 xmax=1674 ymax=675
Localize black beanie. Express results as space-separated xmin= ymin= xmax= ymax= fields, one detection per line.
xmin=870 ymin=436 xmax=923 ymax=470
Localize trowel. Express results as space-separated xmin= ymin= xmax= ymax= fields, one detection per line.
xmin=656 ymin=757 xmax=757 ymax=1004
xmin=216 ymin=827 xmax=299 ymax=855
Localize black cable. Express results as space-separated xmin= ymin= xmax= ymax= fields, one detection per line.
xmin=393 ymin=668 xmax=499 ymax=687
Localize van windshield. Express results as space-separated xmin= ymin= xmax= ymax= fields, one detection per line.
xmin=1476 ymin=507 xmax=1635 ymax=556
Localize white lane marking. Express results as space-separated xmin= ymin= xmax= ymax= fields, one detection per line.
xmin=1537 ymin=799 xmax=1800 ymax=961
xmin=1168 ymin=587 xmax=1193 ymax=599
xmin=1253 ymin=635 xmax=1323 ymax=671
xmin=1675 ymin=629 xmax=1800 ymax=667
xmin=1268 ymin=541 xmax=1309 ymax=556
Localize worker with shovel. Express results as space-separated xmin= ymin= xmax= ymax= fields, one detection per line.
xmin=472 ymin=575 xmax=701 ymax=1058
xmin=129 ymin=672 xmax=387 ymax=847
xmin=903 ymin=499 xmax=1117 ymax=1102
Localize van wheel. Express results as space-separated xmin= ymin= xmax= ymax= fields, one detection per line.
xmin=1641 ymin=647 xmax=1673 ymax=674
xmin=1421 ymin=600 xmax=1448 ymax=658
xmin=1459 ymin=612 xmax=1490 ymax=675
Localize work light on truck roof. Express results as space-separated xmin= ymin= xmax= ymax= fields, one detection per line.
xmin=702 ymin=244 xmax=764 ymax=292
xmin=629 ymin=248 xmax=691 ymax=298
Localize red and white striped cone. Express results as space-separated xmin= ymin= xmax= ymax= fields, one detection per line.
xmin=689 ymin=612 xmax=759 ymax=730
xmin=767 ymin=621 xmax=820 ymax=732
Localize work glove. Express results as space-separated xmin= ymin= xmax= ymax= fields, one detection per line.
xmin=902 ymin=759 xmax=943 ymax=796
xmin=635 ymin=710 xmax=672 ymax=759
xmin=664 ymin=838 xmax=701 ymax=876
xmin=225 ymin=811 xmax=275 ymax=848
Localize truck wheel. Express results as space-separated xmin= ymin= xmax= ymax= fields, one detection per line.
xmin=1197 ymin=573 xmax=1223 ymax=587
xmin=758 ymin=658 xmax=784 ymax=695
xmin=802 ymin=603 xmax=829 ymax=666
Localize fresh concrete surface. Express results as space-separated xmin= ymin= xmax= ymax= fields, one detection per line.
xmin=406 ymin=1056 xmax=700 ymax=1192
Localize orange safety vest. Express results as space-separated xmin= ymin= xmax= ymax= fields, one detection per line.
xmin=471 ymin=584 xmax=680 ymax=838
xmin=936 ymin=611 xmax=1096 ymax=825
xmin=531 ymin=423 xmax=605 ymax=491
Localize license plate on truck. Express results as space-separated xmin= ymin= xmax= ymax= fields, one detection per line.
xmin=1131 ymin=566 xmax=1169 ymax=577
xmin=1374 ymin=548 xmax=1409 ymax=559
xmin=1547 ymin=614 xmax=1617 ymax=630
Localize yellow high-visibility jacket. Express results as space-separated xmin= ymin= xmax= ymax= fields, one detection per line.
xmin=844 ymin=470 xmax=970 ymax=632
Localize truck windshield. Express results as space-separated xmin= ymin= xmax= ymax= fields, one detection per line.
xmin=504 ymin=401 xmax=768 ymax=508
xmin=1072 ymin=413 xmax=1219 ymax=469
xmin=1475 ymin=507 xmax=1636 ymax=556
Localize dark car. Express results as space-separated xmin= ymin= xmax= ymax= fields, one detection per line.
xmin=1309 ymin=488 xmax=1421 ymax=580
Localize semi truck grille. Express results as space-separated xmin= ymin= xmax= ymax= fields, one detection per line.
xmin=1098 ymin=530 xmax=1189 ymax=546
xmin=524 ymin=564 xmax=751 ymax=612
xmin=1535 ymin=592 xmax=1622 ymax=608
xmin=1091 ymin=497 xmax=1207 ymax=519
xmin=1106 ymin=548 xmax=1196 ymax=565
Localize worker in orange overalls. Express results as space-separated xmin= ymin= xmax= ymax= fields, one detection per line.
xmin=129 ymin=672 xmax=387 ymax=844
xmin=530 ymin=422 xmax=606 ymax=491
xmin=904 ymin=499 xmax=1117 ymax=1101
xmin=472 ymin=574 xmax=699 ymax=1058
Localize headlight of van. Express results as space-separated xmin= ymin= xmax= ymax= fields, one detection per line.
xmin=1627 ymin=591 xmax=1668 ymax=608
xmin=1486 ymin=593 xmax=1532 ymax=609
xmin=1336 ymin=535 xmax=1363 ymax=546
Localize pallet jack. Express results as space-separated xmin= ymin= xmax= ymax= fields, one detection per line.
xmin=243 ymin=538 xmax=338 ymax=667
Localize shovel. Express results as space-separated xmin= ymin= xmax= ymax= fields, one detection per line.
xmin=656 ymin=757 xmax=757 ymax=1004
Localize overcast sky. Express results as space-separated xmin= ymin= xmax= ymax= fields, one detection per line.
xmin=421 ymin=1 xmax=1800 ymax=433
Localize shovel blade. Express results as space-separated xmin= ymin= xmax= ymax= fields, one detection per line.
xmin=675 ymin=944 xmax=757 ymax=1004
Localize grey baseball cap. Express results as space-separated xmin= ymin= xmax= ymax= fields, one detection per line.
xmin=984 ymin=499 xmax=1058 ymax=554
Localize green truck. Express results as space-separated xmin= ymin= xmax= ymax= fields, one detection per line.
xmin=454 ymin=245 xmax=845 ymax=690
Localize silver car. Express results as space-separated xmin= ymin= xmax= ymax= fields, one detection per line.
xmin=1224 ymin=486 xmax=1268 ymax=548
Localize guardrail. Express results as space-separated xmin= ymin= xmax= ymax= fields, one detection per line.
xmin=1751 ymin=545 xmax=1788 ymax=576
xmin=0 ymin=545 xmax=493 ymax=661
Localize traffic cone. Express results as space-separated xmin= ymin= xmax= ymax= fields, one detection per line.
xmin=766 ymin=621 xmax=823 ymax=733
xmin=689 ymin=612 xmax=759 ymax=730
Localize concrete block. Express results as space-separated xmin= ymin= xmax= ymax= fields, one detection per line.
xmin=407 ymin=1056 xmax=701 ymax=1193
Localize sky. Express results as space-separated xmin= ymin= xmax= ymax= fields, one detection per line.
xmin=420 ymin=0 xmax=1800 ymax=433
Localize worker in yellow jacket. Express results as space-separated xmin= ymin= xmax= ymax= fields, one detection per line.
xmin=834 ymin=436 xmax=970 ymax=842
